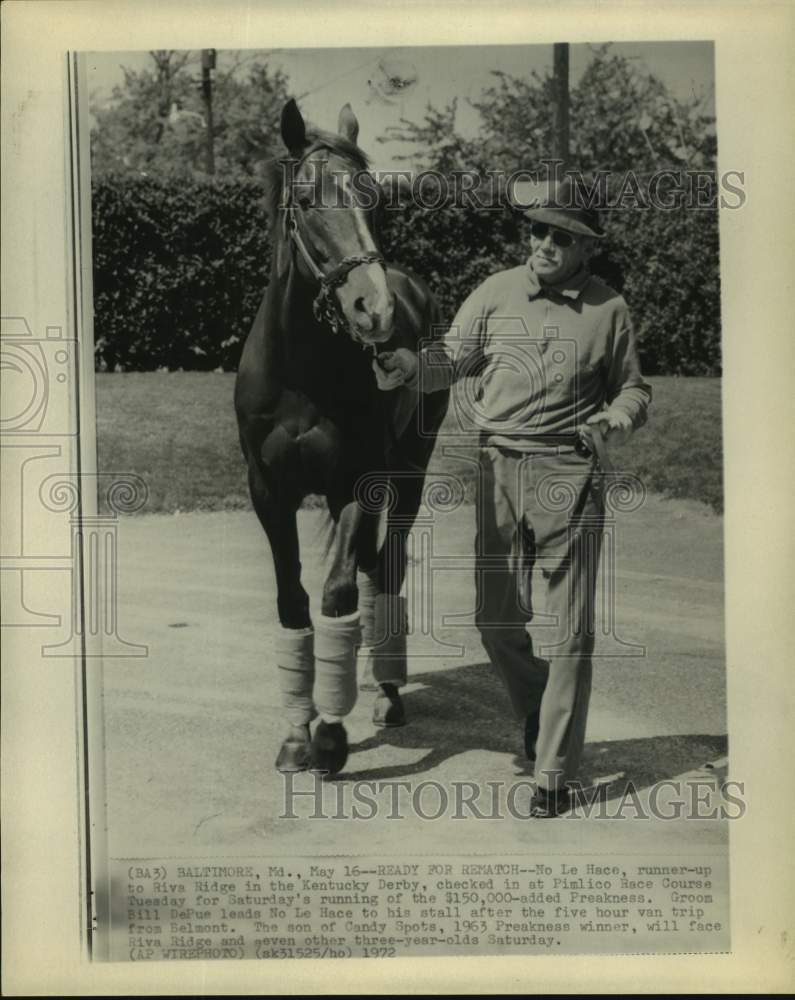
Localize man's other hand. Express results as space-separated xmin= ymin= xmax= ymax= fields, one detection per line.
xmin=584 ymin=408 xmax=633 ymax=447
xmin=372 ymin=348 xmax=419 ymax=391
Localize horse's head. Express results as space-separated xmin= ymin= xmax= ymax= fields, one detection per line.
xmin=279 ymin=99 xmax=395 ymax=345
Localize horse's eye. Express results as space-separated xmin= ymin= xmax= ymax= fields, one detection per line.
xmin=296 ymin=194 xmax=313 ymax=210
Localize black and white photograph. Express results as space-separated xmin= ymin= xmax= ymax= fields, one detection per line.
xmin=2 ymin=2 xmax=794 ymax=995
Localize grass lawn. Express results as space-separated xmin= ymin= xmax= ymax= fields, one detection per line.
xmin=95 ymin=373 xmax=723 ymax=515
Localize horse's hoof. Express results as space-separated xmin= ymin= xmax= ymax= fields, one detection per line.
xmin=275 ymin=735 xmax=311 ymax=772
xmin=373 ymin=689 xmax=406 ymax=728
xmin=310 ymin=720 xmax=349 ymax=775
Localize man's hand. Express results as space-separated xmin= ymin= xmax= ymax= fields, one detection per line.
xmin=584 ymin=408 xmax=634 ymax=447
xmin=372 ymin=348 xmax=419 ymax=391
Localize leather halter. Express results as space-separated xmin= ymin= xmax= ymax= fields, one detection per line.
xmin=283 ymin=155 xmax=385 ymax=336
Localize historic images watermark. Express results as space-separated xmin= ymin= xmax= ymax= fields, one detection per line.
xmin=0 ymin=315 xmax=148 ymax=656
xmin=282 ymin=159 xmax=746 ymax=213
xmin=279 ymin=772 xmax=745 ymax=822
xmin=1 ymin=308 xmax=649 ymax=664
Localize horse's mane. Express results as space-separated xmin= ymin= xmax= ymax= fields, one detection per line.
xmin=263 ymin=127 xmax=372 ymax=225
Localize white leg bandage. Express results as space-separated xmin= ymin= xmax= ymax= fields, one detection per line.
xmin=313 ymin=611 xmax=361 ymax=718
xmin=274 ymin=626 xmax=315 ymax=726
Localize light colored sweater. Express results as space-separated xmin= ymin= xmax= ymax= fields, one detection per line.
xmin=412 ymin=259 xmax=652 ymax=449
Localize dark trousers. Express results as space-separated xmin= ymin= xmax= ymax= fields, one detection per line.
xmin=474 ymin=446 xmax=603 ymax=792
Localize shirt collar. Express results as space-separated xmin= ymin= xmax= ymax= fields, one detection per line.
xmin=525 ymin=257 xmax=591 ymax=301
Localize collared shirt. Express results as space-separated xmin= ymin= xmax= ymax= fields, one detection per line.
xmin=415 ymin=258 xmax=652 ymax=449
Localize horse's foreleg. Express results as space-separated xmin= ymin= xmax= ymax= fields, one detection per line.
xmin=320 ymin=498 xmax=363 ymax=618
xmin=311 ymin=500 xmax=366 ymax=773
xmin=248 ymin=463 xmax=313 ymax=770
xmin=249 ymin=464 xmax=311 ymax=630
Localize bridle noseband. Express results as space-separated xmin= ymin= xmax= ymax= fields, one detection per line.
xmin=283 ymin=155 xmax=385 ymax=337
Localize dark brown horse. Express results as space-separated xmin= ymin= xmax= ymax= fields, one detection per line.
xmin=234 ymin=100 xmax=449 ymax=775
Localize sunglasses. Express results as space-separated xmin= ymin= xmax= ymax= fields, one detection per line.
xmin=530 ymin=223 xmax=577 ymax=248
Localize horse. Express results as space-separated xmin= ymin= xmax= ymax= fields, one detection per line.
xmin=234 ymin=99 xmax=449 ymax=775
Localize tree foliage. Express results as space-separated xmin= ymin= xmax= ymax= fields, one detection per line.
xmin=380 ymin=44 xmax=717 ymax=175
xmin=91 ymin=50 xmax=292 ymax=180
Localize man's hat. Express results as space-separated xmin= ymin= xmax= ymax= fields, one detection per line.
xmin=508 ymin=175 xmax=605 ymax=239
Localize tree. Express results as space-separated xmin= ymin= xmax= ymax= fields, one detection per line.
xmin=380 ymin=44 xmax=717 ymax=177
xmin=90 ymin=50 xmax=293 ymax=180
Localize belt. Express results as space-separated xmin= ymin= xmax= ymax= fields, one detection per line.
xmin=479 ymin=430 xmax=615 ymax=473
xmin=480 ymin=433 xmax=581 ymax=452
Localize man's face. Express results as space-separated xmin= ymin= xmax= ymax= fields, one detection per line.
xmin=529 ymin=222 xmax=594 ymax=284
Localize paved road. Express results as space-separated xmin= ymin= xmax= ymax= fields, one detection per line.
xmin=102 ymin=493 xmax=727 ymax=859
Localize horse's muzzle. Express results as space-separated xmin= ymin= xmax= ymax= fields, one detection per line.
xmin=350 ymin=295 xmax=395 ymax=344
xmin=338 ymin=262 xmax=395 ymax=343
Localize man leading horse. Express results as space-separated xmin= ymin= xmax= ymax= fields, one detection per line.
xmin=375 ymin=176 xmax=652 ymax=817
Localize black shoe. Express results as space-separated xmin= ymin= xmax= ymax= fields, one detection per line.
xmin=524 ymin=710 xmax=540 ymax=762
xmin=530 ymin=787 xmax=571 ymax=818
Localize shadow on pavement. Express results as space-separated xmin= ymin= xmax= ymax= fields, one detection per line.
xmin=345 ymin=661 xmax=727 ymax=800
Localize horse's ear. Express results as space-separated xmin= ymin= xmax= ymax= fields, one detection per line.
xmin=281 ymin=99 xmax=307 ymax=154
xmin=337 ymin=103 xmax=359 ymax=145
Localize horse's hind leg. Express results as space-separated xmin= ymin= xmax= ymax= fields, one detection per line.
xmin=354 ymin=511 xmax=381 ymax=692
xmin=352 ymin=495 xmax=406 ymax=719
xmin=366 ymin=392 xmax=450 ymax=726
xmin=248 ymin=463 xmax=314 ymax=771
xmin=358 ymin=470 xmax=427 ymax=728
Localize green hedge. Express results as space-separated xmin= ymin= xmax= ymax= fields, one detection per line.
xmin=92 ymin=176 xmax=271 ymax=371
xmin=92 ymin=175 xmax=721 ymax=375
